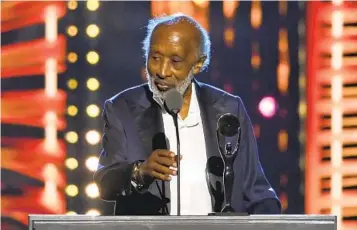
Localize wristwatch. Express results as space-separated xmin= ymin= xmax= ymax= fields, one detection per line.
xmin=132 ymin=161 xmax=145 ymax=190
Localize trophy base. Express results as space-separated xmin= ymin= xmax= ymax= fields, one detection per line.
xmin=208 ymin=212 xmax=249 ymax=216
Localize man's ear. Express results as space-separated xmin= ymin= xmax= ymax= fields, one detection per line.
xmin=193 ymin=55 xmax=207 ymax=75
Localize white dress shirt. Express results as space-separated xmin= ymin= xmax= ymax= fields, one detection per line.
xmin=160 ymin=85 xmax=212 ymax=215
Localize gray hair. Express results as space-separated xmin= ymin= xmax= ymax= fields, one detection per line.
xmin=142 ymin=13 xmax=211 ymax=72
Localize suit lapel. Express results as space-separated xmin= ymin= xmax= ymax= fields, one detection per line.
xmin=128 ymin=85 xmax=165 ymax=157
xmin=127 ymin=85 xmax=170 ymax=214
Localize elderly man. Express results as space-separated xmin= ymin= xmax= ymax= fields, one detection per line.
xmin=94 ymin=13 xmax=281 ymax=215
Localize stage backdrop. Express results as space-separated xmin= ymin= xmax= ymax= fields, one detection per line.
xmin=62 ymin=1 xmax=303 ymax=215
xmin=1 ymin=1 xmax=67 ymax=229
xmin=1 ymin=2 xmax=304 ymax=228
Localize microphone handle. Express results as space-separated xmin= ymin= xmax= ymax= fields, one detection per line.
xmin=173 ymin=115 xmax=181 ymax=216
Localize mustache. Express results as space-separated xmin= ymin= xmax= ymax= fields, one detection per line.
xmin=153 ymin=78 xmax=174 ymax=86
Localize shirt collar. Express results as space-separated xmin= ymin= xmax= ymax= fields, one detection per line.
xmin=181 ymin=83 xmax=200 ymax=127
xmin=153 ymin=83 xmax=200 ymax=127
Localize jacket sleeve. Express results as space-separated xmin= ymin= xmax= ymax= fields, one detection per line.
xmin=93 ymin=99 xmax=134 ymax=201
xmin=237 ymin=96 xmax=282 ymax=214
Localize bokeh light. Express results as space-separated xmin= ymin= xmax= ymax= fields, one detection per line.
xmin=85 ymin=183 xmax=100 ymax=198
xmin=66 ymin=211 xmax=77 ymax=215
xmin=87 ymin=0 xmax=100 ymax=11
xmin=67 ymin=78 xmax=78 ymax=90
xmin=67 ymin=105 xmax=78 ymax=116
xmin=87 ymin=78 xmax=100 ymax=91
xmin=65 ymin=131 xmax=78 ymax=144
xmin=65 ymin=158 xmax=79 ymax=170
xmin=86 ymin=24 xmax=100 ymax=38
xmin=86 ymin=156 xmax=99 ymax=172
xmin=86 ymin=209 xmax=100 ymax=216
xmin=67 ymin=52 xmax=78 ymax=63
xmin=86 ymin=51 xmax=99 ymax=65
xmin=86 ymin=104 xmax=100 ymax=118
xmin=67 ymin=0 xmax=78 ymax=10
xmin=258 ymin=96 xmax=278 ymax=118
xmin=67 ymin=25 xmax=78 ymax=37
xmin=65 ymin=185 xmax=79 ymax=197
xmin=85 ymin=130 xmax=101 ymax=145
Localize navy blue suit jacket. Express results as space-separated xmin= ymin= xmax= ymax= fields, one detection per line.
xmin=94 ymin=80 xmax=281 ymax=215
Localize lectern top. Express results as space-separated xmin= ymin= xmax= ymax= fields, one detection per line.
xmin=29 ymin=214 xmax=337 ymax=230
xmin=29 ymin=214 xmax=336 ymax=222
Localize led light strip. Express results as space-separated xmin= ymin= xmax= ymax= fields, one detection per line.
xmin=330 ymin=0 xmax=343 ymax=229
xmin=42 ymin=5 xmax=61 ymax=213
xmin=45 ymin=5 xmax=58 ymax=154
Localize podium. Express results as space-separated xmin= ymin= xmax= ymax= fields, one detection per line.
xmin=29 ymin=215 xmax=337 ymax=230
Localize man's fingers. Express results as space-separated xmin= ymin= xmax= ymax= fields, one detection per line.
xmin=175 ymin=155 xmax=183 ymax=161
xmin=156 ymin=150 xmax=175 ymax=158
xmin=153 ymin=163 xmax=176 ymax=176
xmin=152 ymin=171 xmax=171 ymax=181
xmin=156 ymin=156 xmax=176 ymax=167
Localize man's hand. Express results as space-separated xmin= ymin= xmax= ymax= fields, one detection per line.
xmin=139 ymin=149 xmax=181 ymax=181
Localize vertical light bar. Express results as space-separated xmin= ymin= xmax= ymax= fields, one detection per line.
xmin=41 ymin=163 xmax=62 ymax=213
xmin=332 ymin=11 xmax=343 ymax=38
xmin=44 ymin=6 xmax=58 ymax=154
xmin=45 ymin=5 xmax=58 ymax=97
xmin=330 ymin=1 xmax=344 ymax=228
xmin=223 ymin=0 xmax=239 ymax=48
xmin=43 ymin=5 xmax=62 ymax=213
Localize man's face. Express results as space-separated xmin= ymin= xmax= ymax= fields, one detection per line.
xmin=146 ymin=23 xmax=204 ymax=99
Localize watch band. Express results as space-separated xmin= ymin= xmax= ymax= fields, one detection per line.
xmin=132 ymin=161 xmax=145 ymax=189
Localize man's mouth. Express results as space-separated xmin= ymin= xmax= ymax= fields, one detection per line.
xmin=156 ymin=83 xmax=169 ymax=91
xmin=154 ymin=80 xmax=172 ymax=91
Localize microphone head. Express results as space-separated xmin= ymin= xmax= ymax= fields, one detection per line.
xmin=164 ymin=88 xmax=183 ymax=115
xmin=217 ymin=113 xmax=240 ymax=137
xmin=207 ymin=156 xmax=224 ymax=177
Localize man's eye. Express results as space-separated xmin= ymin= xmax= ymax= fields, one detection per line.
xmin=152 ymin=55 xmax=160 ymax=60
xmin=172 ymin=59 xmax=182 ymax=63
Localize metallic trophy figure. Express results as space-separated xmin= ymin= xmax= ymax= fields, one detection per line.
xmin=216 ymin=113 xmax=241 ymax=213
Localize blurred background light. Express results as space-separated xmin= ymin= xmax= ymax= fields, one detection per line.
xmin=86 ymin=24 xmax=100 ymax=38
xmin=85 ymin=183 xmax=100 ymax=198
xmin=85 ymin=156 xmax=99 ymax=172
xmin=85 ymin=130 xmax=101 ymax=145
xmin=87 ymin=0 xmax=100 ymax=11
xmin=66 ymin=211 xmax=77 ymax=215
xmin=65 ymin=185 xmax=79 ymax=197
xmin=67 ymin=52 xmax=78 ymax=63
xmin=192 ymin=0 xmax=209 ymax=8
xmin=86 ymin=209 xmax=100 ymax=216
xmin=65 ymin=158 xmax=79 ymax=170
xmin=67 ymin=105 xmax=78 ymax=117
xmin=86 ymin=104 xmax=100 ymax=118
xmin=67 ymin=25 xmax=78 ymax=37
xmin=86 ymin=51 xmax=99 ymax=65
xmin=87 ymin=78 xmax=100 ymax=91
xmin=67 ymin=0 xmax=78 ymax=10
xmin=258 ymin=96 xmax=278 ymax=118
xmin=67 ymin=78 xmax=78 ymax=90
xmin=65 ymin=131 xmax=79 ymax=144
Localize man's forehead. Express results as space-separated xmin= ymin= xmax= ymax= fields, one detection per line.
xmin=150 ymin=23 xmax=200 ymax=50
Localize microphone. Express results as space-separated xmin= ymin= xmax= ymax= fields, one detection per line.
xmin=163 ymin=88 xmax=183 ymax=216
xmin=164 ymin=88 xmax=183 ymax=115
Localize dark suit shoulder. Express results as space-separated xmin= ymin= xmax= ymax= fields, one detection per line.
xmin=106 ymin=83 xmax=149 ymax=105
xmin=198 ymin=81 xmax=241 ymax=103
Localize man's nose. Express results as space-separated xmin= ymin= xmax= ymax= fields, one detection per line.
xmin=158 ymin=60 xmax=172 ymax=79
